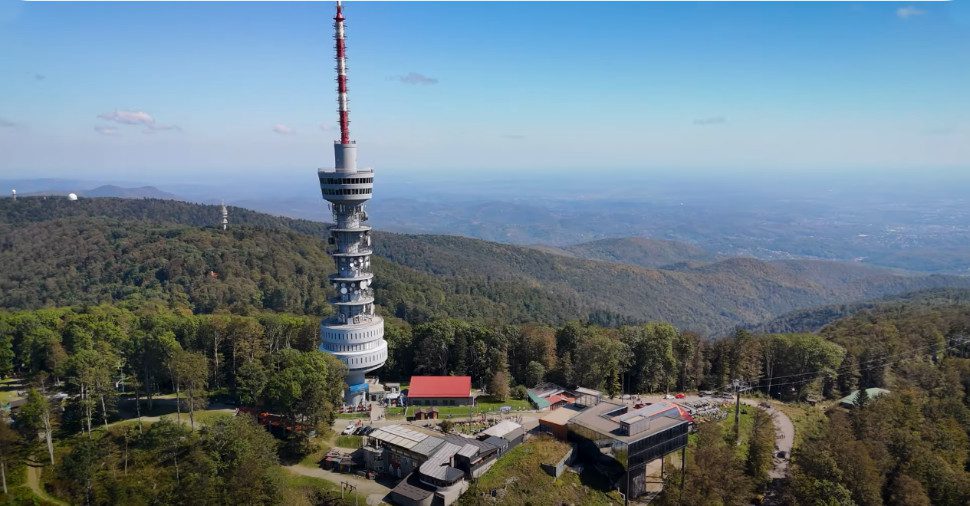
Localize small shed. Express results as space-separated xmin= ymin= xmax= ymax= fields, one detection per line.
xmin=539 ymin=405 xmax=582 ymax=440
xmin=502 ymin=426 xmax=526 ymax=449
xmin=413 ymin=408 xmax=439 ymax=420
xmin=547 ymin=393 xmax=576 ymax=410
xmin=368 ymin=382 xmax=386 ymax=403
xmin=478 ymin=420 xmax=522 ymax=439
xmin=527 ymin=389 xmax=551 ymax=410
xmin=572 ymin=387 xmax=602 ymax=408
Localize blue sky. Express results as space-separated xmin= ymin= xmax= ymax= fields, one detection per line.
xmin=1 ymin=1 xmax=968 ymax=183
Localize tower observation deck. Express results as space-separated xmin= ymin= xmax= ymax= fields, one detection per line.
xmin=319 ymin=1 xmax=387 ymax=406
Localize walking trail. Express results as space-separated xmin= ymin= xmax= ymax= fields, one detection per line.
xmin=25 ymin=461 xmax=68 ymax=506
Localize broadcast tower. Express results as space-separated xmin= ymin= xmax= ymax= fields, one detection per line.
xmin=318 ymin=0 xmax=387 ymax=406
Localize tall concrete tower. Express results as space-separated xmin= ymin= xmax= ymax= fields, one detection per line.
xmin=220 ymin=201 xmax=228 ymax=231
xmin=318 ymin=0 xmax=387 ymax=406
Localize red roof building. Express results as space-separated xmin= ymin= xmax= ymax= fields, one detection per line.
xmin=547 ymin=393 xmax=576 ymax=409
xmin=406 ymin=376 xmax=474 ymax=406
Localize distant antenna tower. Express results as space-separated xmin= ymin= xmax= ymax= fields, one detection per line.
xmin=10 ymin=189 xmax=15 ymax=201
xmin=220 ymin=201 xmax=228 ymax=231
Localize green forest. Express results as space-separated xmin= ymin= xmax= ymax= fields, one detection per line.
xmin=0 ymin=197 xmax=968 ymax=505
xmin=4 ymin=198 xmax=969 ymax=334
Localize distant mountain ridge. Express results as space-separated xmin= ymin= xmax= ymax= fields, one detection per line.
xmin=540 ymin=236 xmax=717 ymax=269
xmin=83 ymin=185 xmax=178 ymax=199
xmin=11 ymin=184 xmax=177 ymax=200
xmin=2 ymin=197 xmax=969 ymax=336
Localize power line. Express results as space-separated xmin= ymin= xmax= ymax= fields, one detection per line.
xmin=753 ymin=336 xmax=968 ymax=385
xmin=754 ymin=339 xmax=969 ymax=392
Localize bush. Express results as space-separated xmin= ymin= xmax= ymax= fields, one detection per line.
xmin=512 ymin=385 xmax=529 ymax=400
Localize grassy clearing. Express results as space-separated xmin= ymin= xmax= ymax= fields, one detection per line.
xmin=458 ymin=436 xmax=622 ymax=506
xmin=772 ymin=401 xmax=828 ymax=447
xmin=334 ymin=435 xmax=363 ymax=449
xmin=281 ymin=472 xmax=369 ymax=506
xmin=158 ymin=408 xmax=234 ymax=428
xmin=299 ymin=445 xmax=331 ymax=467
xmin=387 ymin=397 xmax=531 ymax=418
xmin=192 ymin=410 xmax=234 ymax=426
xmin=336 ymin=412 xmax=370 ymax=419
xmin=0 ymin=377 xmax=26 ymax=406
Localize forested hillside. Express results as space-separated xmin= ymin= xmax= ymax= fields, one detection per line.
xmin=3 ymin=197 xmax=969 ymax=335
xmin=1 ymin=215 xmax=968 ymax=504
xmin=784 ymin=298 xmax=970 ymax=506
xmin=755 ymin=287 xmax=970 ymax=334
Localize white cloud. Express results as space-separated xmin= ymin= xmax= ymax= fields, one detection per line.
xmin=273 ymin=124 xmax=295 ymax=135
xmin=319 ymin=123 xmax=334 ymax=131
xmin=99 ymin=110 xmax=155 ymax=126
xmin=896 ymin=6 xmax=926 ymax=20
xmin=693 ymin=116 xmax=727 ymax=126
xmin=97 ymin=109 xmax=179 ymax=133
xmin=393 ymin=72 xmax=439 ymax=85
xmin=94 ymin=126 xmax=120 ymax=136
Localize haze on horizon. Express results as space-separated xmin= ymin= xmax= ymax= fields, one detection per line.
xmin=1 ymin=1 xmax=969 ymax=181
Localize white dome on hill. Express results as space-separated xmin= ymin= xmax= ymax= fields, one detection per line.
xmin=67 ymin=193 xmax=78 ymax=201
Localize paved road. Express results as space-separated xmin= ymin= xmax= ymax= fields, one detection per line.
xmin=638 ymin=394 xmax=795 ymax=480
xmin=742 ymin=400 xmax=794 ymax=480
xmin=285 ymin=464 xmax=390 ymax=505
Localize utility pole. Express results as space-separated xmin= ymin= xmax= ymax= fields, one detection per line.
xmin=732 ymin=379 xmax=750 ymax=444
xmin=680 ymin=446 xmax=686 ymax=492
xmin=341 ymin=481 xmax=357 ymax=505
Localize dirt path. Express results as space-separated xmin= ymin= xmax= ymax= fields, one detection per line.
xmin=741 ymin=400 xmax=794 ymax=480
xmin=25 ymin=463 xmax=68 ymax=506
xmin=284 ymin=464 xmax=390 ymax=505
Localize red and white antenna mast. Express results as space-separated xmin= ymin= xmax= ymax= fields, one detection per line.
xmin=334 ymin=0 xmax=351 ymax=145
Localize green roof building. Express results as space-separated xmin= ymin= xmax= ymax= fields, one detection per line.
xmin=838 ymin=388 xmax=890 ymax=408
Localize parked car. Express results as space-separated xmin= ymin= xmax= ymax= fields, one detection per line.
xmin=699 ymin=390 xmax=714 ymax=397
xmin=341 ymin=423 xmax=356 ymax=435
xmin=675 ymin=393 xmax=686 ymax=399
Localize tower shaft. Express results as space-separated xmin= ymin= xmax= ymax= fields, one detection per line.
xmin=319 ymin=1 xmax=386 ymax=406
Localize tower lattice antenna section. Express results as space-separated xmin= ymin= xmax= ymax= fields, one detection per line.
xmin=335 ymin=0 xmax=351 ymax=145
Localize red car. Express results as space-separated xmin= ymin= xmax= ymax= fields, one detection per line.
xmin=675 ymin=393 xmax=686 ymax=399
